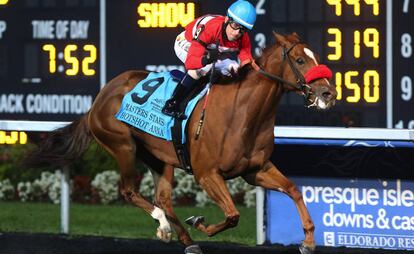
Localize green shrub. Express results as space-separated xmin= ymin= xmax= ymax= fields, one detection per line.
xmin=0 ymin=144 xmax=48 ymax=184
xmin=1 ymin=139 xmax=147 ymax=182
xmin=72 ymin=141 xmax=118 ymax=177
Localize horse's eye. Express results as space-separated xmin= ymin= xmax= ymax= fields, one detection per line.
xmin=296 ymin=58 xmax=305 ymax=65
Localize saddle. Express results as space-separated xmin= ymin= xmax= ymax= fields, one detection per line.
xmin=115 ymin=70 xmax=209 ymax=174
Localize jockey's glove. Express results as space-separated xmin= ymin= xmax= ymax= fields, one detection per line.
xmin=216 ymin=59 xmax=240 ymax=77
xmin=201 ymin=47 xmax=220 ymax=66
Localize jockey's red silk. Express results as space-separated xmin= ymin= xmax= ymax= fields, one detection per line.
xmin=183 ymin=15 xmax=253 ymax=70
xmin=304 ymin=65 xmax=332 ymax=84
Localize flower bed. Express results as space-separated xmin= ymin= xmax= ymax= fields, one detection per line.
xmin=0 ymin=170 xmax=256 ymax=207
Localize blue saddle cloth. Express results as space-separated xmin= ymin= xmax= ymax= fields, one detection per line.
xmin=115 ymin=71 xmax=207 ymax=143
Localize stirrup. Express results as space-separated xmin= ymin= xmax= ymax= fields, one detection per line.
xmin=185 ymin=215 xmax=205 ymax=228
xmin=184 ymin=244 xmax=203 ymax=254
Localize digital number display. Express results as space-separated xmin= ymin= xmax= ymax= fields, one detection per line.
xmin=0 ymin=131 xmax=27 ymax=145
xmin=0 ymin=0 xmax=100 ymax=122
xmin=325 ymin=1 xmax=382 ymax=114
xmin=42 ymin=44 xmax=97 ymax=76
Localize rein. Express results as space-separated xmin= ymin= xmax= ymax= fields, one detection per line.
xmin=251 ymin=42 xmax=312 ymax=99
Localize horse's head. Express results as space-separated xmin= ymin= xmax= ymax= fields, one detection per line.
xmin=264 ymin=32 xmax=337 ymax=110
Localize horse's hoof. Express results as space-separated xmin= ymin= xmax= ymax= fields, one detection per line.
xmin=156 ymin=227 xmax=172 ymax=243
xmin=185 ymin=216 xmax=204 ymax=228
xmin=299 ymin=242 xmax=315 ymax=254
xmin=184 ymin=244 xmax=203 ymax=254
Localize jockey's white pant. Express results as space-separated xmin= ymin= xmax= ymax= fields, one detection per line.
xmin=174 ymin=31 xmax=213 ymax=78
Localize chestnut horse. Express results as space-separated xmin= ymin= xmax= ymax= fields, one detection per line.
xmin=25 ymin=33 xmax=336 ymax=254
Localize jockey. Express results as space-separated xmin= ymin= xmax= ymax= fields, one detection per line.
xmin=162 ymin=0 xmax=257 ymax=119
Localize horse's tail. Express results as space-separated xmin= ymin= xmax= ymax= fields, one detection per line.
xmin=24 ymin=113 xmax=92 ymax=168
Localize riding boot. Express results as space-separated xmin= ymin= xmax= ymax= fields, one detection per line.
xmin=162 ymin=74 xmax=197 ymax=119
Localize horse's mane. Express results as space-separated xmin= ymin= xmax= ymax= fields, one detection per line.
xmin=255 ymin=42 xmax=279 ymax=67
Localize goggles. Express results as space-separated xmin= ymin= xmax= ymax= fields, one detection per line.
xmin=228 ymin=19 xmax=247 ymax=33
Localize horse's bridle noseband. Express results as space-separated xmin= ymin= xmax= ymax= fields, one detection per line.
xmin=253 ymin=42 xmax=312 ymax=100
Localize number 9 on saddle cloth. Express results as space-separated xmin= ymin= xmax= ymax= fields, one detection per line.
xmin=115 ymin=70 xmax=209 ymax=143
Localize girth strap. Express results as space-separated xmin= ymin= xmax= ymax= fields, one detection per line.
xmin=171 ymin=119 xmax=192 ymax=174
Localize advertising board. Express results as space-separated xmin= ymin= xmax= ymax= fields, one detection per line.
xmin=267 ymin=177 xmax=414 ymax=250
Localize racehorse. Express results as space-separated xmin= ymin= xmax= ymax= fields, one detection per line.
xmin=25 ymin=32 xmax=337 ymax=254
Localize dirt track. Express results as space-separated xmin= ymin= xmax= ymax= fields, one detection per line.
xmin=0 ymin=232 xmax=408 ymax=254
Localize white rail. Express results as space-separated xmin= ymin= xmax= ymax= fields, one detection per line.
xmin=2 ymin=121 xmax=414 ymax=141
xmin=274 ymin=126 xmax=414 ymax=141
xmin=0 ymin=121 xmax=70 ymax=132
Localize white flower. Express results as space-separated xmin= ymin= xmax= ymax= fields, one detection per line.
xmin=139 ymin=171 xmax=155 ymax=200
xmin=17 ymin=181 xmax=33 ymax=202
xmin=244 ymin=188 xmax=256 ymax=208
xmin=174 ymin=170 xmax=199 ymax=198
xmin=227 ymin=177 xmax=251 ymax=195
xmin=31 ymin=170 xmax=63 ymax=202
xmin=91 ymin=170 xmax=120 ymax=204
xmin=0 ymin=179 xmax=15 ymax=200
xmin=195 ymin=191 xmax=214 ymax=207
xmin=48 ymin=180 xmax=61 ymax=204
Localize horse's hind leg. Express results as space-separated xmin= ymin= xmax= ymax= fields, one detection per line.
xmin=187 ymin=171 xmax=240 ymax=237
xmin=152 ymin=165 xmax=202 ymax=253
xmin=90 ymin=122 xmax=171 ymax=241
xmin=243 ymin=160 xmax=315 ymax=254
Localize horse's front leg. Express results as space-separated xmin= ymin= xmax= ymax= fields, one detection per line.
xmin=103 ymin=143 xmax=172 ymax=242
xmin=243 ymin=161 xmax=315 ymax=254
xmin=114 ymin=148 xmax=171 ymax=231
xmin=187 ymin=172 xmax=240 ymax=237
xmin=153 ymin=165 xmax=202 ymax=254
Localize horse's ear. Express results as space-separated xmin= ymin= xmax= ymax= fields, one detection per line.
xmin=291 ymin=32 xmax=303 ymax=42
xmin=272 ymin=31 xmax=286 ymax=45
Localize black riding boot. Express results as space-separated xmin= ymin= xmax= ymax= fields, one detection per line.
xmin=162 ymin=74 xmax=196 ymax=119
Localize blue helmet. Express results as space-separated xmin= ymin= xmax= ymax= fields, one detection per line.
xmin=227 ymin=0 xmax=256 ymax=30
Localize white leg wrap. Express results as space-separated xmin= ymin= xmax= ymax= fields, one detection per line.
xmin=151 ymin=207 xmax=171 ymax=232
